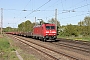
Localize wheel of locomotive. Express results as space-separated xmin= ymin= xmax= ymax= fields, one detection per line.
xmin=36 ymin=37 xmax=39 ymax=40
xmin=43 ymin=38 xmax=46 ymax=42
xmin=32 ymin=36 xmax=36 ymax=39
xmin=39 ymin=37 xmax=43 ymax=41
xmin=39 ymin=37 xmax=42 ymax=41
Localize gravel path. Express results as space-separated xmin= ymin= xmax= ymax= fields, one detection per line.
xmin=15 ymin=50 xmax=23 ymax=60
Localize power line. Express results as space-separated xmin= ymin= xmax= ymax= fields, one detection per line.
xmin=24 ymin=0 xmax=31 ymax=10
xmin=39 ymin=0 xmax=87 ymax=21
xmin=15 ymin=0 xmax=52 ymax=24
xmin=85 ymin=0 xmax=89 ymax=12
xmin=3 ymin=8 xmax=34 ymax=11
xmin=67 ymin=0 xmax=86 ymax=9
xmin=41 ymin=3 xmax=90 ymax=22
xmin=60 ymin=13 xmax=89 ymax=20
xmin=4 ymin=0 xmax=90 ymax=27
xmin=61 ymin=0 xmax=64 ymax=10
xmin=25 ymin=0 xmax=51 ymax=17
xmin=45 ymin=0 xmax=90 ymax=18
xmin=13 ymin=0 xmax=32 ymax=25
xmin=73 ymin=4 xmax=90 ymax=10
xmin=45 ymin=0 xmax=60 ymax=9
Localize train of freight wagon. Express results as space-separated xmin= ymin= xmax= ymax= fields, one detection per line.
xmin=6 ymin=23 xmax=57 ymax=41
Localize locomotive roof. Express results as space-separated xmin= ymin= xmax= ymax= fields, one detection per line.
xmin=34 ymin=25 xmax=41 ymax=27
xmin=33 ymin=23 xmax=55 ymax=28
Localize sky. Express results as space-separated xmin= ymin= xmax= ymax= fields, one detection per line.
xmin=0 ymin=0 xmax=90 ymax=28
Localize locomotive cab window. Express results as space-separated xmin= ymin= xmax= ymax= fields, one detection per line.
xmin=51 ymin=26 xmax=55 ymax=29
xmin=46 ymin=26 xmax=55 ymax=30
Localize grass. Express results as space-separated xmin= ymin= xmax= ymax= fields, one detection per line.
xmin=57 ymin=35 xmax=90 ymax=41
xmin=82 ymin=36 xmax=90 ymax=41
xmin=0 ymin=34 xmax=38 ymax=60
xmin=0 ymin=35 xmax=19 ymax=60
xmin=17 ymin=49 xmax=38 ymax=60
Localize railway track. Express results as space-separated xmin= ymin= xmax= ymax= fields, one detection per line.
xmin=7 ymin=34 xmax=90 ymax=60
xmin=8 ymin=35 xmax=74 ymax=60
xmin=57 ymin=38 xmax=90 ymax=46
xmin=50 ymin=40 xmax=90 ymax=53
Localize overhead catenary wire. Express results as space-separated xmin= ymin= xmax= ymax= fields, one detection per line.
xmin=16 ymin=0 xmax=90 ymax=23
xmin=25 ymin=0 xmax=51 ymax=17
xmin=3 ymin=0 xmax=90 ymax=28
xmin=67 ymin=0 xmax=86 ymax=9
xmin=14 ymin=0 xmax=32 ymax=25
xmin=45 ymin=0 xmax=60 ymax=9
xmin=85 ymin=0 xmax=90 ymax=12
xmin=14 ymin=0 xmax=51 ymax=25
xmin=56 ymin=0 xmax=90 ymax=20
xmin=60 ymin=13 xmax=90 ymax=20
xmin=73 ymin=4 xmax=90 ymax=10
xmin=16 ymin=0 xmax=90 ymax=26
xmin=61 ymin=0 xmax=64 ymax=10
xmin=40 ymin=0 xmax=89 ymax=21
xmin=23 ymin=0 xmax=31 ymax=10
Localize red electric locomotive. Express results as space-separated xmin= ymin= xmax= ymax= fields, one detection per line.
xmin=32 ymin=23 xmax=57 ymax=41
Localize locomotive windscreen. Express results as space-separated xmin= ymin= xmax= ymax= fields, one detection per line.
xmin=46 ymin=26 xmax=55 ymax=30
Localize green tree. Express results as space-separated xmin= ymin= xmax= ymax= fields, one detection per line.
xmin=18 ymin=20 xmax=33 ymax=32
xmin=24 ymin=20 xmax=32 ymax=32
xmin=84 ymin=16 xmax=90 ymax=35
xmin=78 ymin=16 xmax=90 ymax=36
xmin=64 ymin=24 xmax=78 ymax=36
xmin=84 ymin=16 xmax=90 ymax=26
xmin=48 ymin=18 xmax=60 ymax=26
xmin=4 ymin=27 xmax=12 ymax=32
xmin=18 ymin=22 xmax=25 ymax=32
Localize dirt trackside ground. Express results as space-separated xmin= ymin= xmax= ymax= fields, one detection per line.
xmin=0 ymin=35 xmax=3 ymax=38
xmin=5 ymin=34 xmax=38 ymax=60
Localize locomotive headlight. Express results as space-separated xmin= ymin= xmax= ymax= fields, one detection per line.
xmin=54 ymin=34 xmax=56 ymax=35
xmin=51 ymin=31 xmax=56 ymax=33
xmin=46 ymin=34 xmax=48 ymax=35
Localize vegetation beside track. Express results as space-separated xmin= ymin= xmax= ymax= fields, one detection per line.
xmin=57 ymin=35 xmax=90 ymax=41
xmin=0 ymin=34 xmax=38 ymax=60
xmin=0 ymin=35 xmax=19 ymax=60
